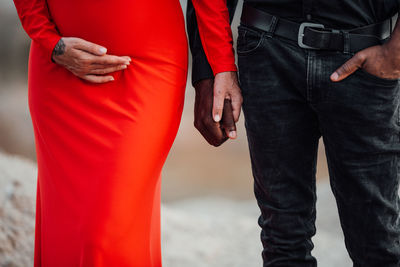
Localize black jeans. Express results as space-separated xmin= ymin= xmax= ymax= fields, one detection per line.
xmin=237 ymin=23 xmax=400 ymax=267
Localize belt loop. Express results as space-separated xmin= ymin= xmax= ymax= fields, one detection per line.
xmin=389 ymin=15 xmax=394 ymax=38
xmin=268 ymin=16 xmax=279 ymax=37
xmin=342 ymin=31 xmax=350 ymax=54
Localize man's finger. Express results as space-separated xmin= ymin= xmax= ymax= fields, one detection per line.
xmin=221 ymin=99 xmax=237 ymax=139
xmin=73 ymin=38 xmax=108 ymax=56
xmin=202 ymin=122 xmax=228 ymax=146
xmin=88 ymin=64 xmax=128 ymax=75
xmin=230 ymin=92 xmax=242 ymax=123
xmin=82 ymin=74 xmax=114 ymax=83
xmin=330 ymin=52 xmax=365 ymax=82
xmin=195 ymin=117 xmax=227 ymax=146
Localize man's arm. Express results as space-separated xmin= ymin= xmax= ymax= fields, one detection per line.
xmin=331 ymin=14 xmax=400 ymax=81
xmin=187 ymin=0 xmax=240 ymax=147
xmin=186 ymin=0 xmax=239 ymax=86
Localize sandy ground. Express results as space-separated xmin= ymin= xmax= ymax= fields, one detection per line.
xmin=0 ymin=151 xmax=352 ymax=267
xmin=162 ymin=188 xmax=352 ymax=267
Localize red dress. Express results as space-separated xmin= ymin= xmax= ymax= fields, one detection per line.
xmin=13 ymin=0 xmax=236 ymax=266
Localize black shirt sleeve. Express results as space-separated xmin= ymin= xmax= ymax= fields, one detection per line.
xmin=186 ymin=0 xmax=238 ymax=87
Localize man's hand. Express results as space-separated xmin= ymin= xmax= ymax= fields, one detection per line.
xmin=51 ymin=37 xmax=132 ymax=83
xmin=213 ymin=71 xmax=243 ymax=124
xmin=194 ymin=78 xmax=241 ymax=147
xmin=330 ymin=39 xmax=400 ymax=82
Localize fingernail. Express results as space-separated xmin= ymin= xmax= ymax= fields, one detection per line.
xmin=99 ymin=47 xmax=107 ymax=54
xmin=331 ymin=72 xmax=339 ymax=81
xmin=229 ymin=131 xmax=237 ymax=138
xmin=122 ymin=65 xmax=127 ymax=69
xmin=128 ymin=57 xmax=132 ymax=62
xmin=110 ymin=77 xmax=114 ymax=81
xmin=214 ymin=114 xmax=221 ymax=122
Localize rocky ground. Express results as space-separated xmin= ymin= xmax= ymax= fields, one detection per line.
xmin=0 ymin=151 xmax=352 ymax=267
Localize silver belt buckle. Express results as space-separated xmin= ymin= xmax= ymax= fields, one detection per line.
xmin=298 ymin=22 xmax=325 ymax=49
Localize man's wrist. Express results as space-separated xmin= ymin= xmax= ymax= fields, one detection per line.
xmin=193 ymin=76 xmax=214 ymax=89
xmin=386 ymin=17 xmax=400 ymax=47
xmin=194 ymin=78 xmax=214 ymax=92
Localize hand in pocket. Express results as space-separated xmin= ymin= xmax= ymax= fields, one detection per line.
xmin=330 ymin=43 xmax=400 ymax=82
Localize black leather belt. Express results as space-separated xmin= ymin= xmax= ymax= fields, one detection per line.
xmin=240 ymin=3 xmax=396 ymax=53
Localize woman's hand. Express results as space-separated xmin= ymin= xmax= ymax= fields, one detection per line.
xmin=212 ymin=71 xmax=243 ymax=138
xmin=51 ymin=37 xmax=132 ymax=83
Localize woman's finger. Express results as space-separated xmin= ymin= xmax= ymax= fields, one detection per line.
xmin=212 ymin=83 xmax=225 ymax=122
xmin=90 ymin=63 xmax=129 ymax=68
xmin=72 ymin=37 xmax=108 ymax=56
xmin=82 ymin=74 xmax=114 ymax=83
xmin=120 ymin=56 xmax=132 ymax=62
xmin=88 ymin=64 xmax=128 ymax=75
xmin=89 ymin=54 xmax=130 ymax=66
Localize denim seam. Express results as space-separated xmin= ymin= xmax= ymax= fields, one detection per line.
xmin=343 ymin=31 xmax=350 ymax=54
xmin=397 ymin=97 xmax=400 ymax=127
xmin=307 ymin=136 xmax=318 ymax=254
xmin=306 ymin=53 xmax=313 ymax=103
xmin=237 ymin=31 xmax=265 ymax=56
xmin=397 ymin=94 xmax=400 ymax=143
xmin=324 ymin=137 xmax=370 ymax=266
xmin=323 ymin=141 xmax=360 ymax=263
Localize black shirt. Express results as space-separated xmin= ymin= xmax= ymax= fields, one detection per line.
xmin=186 ymin=0 xmax=400 ymax=85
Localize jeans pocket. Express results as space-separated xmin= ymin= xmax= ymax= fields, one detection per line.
xmin=356 ymin=68 xmax=399 ymax=87
xmin=236 ymin=24 xmax=265 ymax=56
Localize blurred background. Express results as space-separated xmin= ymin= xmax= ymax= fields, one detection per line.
xmin=0 ymin=0 xmax=351 ymax=266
